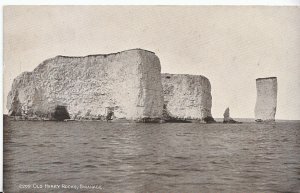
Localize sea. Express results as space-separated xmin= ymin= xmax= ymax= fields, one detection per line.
xmin=3 ymin=119 xmax=300 ymax=193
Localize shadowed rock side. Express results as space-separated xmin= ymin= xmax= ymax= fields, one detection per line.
xmin=162 ymin=73 xmax=215 ymax=123
xmin=255 ymin=77 xmax=277 ymax=122
xmin=7 ymin=49 xmax=163 ymax=121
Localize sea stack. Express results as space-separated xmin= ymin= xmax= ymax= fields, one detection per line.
xmin=7 ymin=49 xmax=164 ymax=121
xmin=223 ymin=107 xmax=239 ymax=123
xmin=254 ymin=77 xmax=277 ymax=122
xmin=162 ymin=73 xmax=215 ymax=123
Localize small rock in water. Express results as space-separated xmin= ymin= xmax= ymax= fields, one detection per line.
xmin=223 ymin=107 xmax=240 ymax=123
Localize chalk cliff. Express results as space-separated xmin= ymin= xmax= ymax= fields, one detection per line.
xmin=255 ymin=77 xmax=277 ymax=122
xmin=162 ymin=73 xmax=215 ymax=123
xmin=7 ymin=49 xmax=163 ymax=121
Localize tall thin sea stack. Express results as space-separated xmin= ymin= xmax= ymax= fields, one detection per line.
xmin=7 ymin=49 xmax=163 ymax=121
xmin=254 ymin=77 xmax=277 ymax=122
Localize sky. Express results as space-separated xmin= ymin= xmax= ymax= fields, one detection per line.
xmin=3 ymin=6 xmax=300 ymax=119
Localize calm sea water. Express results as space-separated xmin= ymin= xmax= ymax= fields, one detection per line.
xmin=4 ymin=120 xmax=300 ymax=193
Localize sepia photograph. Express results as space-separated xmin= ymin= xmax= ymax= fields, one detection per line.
xmin=2 ymin=4 xmax=300 ymax=193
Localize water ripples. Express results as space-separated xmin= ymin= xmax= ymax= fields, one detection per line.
xmin=4 ymin=121 xmax=300 ymax=193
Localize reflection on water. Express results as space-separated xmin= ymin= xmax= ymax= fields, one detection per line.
xmin=4 ymin=120 xmax=300 ymax=193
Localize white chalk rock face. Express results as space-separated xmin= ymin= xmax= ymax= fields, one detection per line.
xmin=162 ymin=73 xmax=214 ymax=122
xmin=7 ymin=49 xmax=163 ymax=121
xmin=255 ymin=77 xmax=277 ymax=122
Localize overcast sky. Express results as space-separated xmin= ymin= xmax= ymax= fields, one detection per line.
xmin=4 ymin=6 xmax=300 ymax=119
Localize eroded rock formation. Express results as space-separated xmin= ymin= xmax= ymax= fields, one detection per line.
xmin=255 ymin=77 xmax=277 ymax=122
xmin=223 ymin=107 xmax=239 ymax=123
xmin=162 ymin=73 xmax=215 ymax=123
xmin=7 ymin=49 xmax=163 ymax=121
